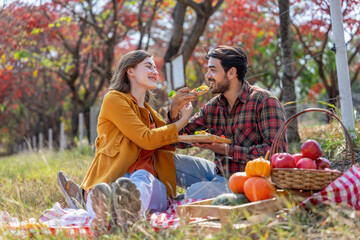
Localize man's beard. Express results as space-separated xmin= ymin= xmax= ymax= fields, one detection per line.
xmin=210 ymin=75 xmax=230 ymax=94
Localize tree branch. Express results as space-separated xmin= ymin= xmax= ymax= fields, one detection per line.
xmin=211 ymin=0 xmax=225 ymax=15
xmin=137 ymin=0 xmax=146 ymax=49
xmin=348 ymin=42 xmax=360 ymax=64
xmin=177 ymin=0 xmax=204 ymax=16
xmin=292 ymin=23 xmax=311 ymax=54
xmin=351 ymin=64 xmax=360 ymax=85
xmin=320 ymin=24 xmax=331 ymax=53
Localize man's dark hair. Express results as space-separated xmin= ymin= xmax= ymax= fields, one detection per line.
xmin=206 ymin=45 xmax=248 ymax=82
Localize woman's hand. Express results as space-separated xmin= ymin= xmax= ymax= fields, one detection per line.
xmin=175 ymin=102 xmax=193 ymax=131
xmin=179 ymin=102 xmax=193 ymax=121
xmin=170 ymin=87 xmax=198 ymax=119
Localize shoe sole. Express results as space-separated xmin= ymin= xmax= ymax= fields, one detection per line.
xmin=90 ymin=183 xmax=112 ymax=230
xmin=57 ymin=171 xmax=77 ymax=209
xmin=111 ymin=178 xmax=141 ymax=227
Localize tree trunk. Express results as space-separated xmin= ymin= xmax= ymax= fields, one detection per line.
xmin=278 ymin=0 xmax=300 ymax=143
xmin=164 ymin=0 xmax=224 ymax=66
xmin=182 ymin=14 xmax=209 ymax=65
xmin=164 ymin=2 xmax=186 ymax=63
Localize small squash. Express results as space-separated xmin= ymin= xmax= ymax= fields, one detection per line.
xmin=243 ymin=177 xmax=275 ymax=202
xmin=212 ymin=193 xmax=249 ymax=206
xmin=245 ymin=157 xmax=271 ymax=177
xmin=228 ymin=172 xmax=249 ymax=194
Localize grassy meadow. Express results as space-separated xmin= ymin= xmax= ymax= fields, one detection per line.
xmin=0 ymin=121 xmax=359 ymax=239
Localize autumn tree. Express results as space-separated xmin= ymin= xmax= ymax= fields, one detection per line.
xmin=0 ymin=1 xmax=71 ymax=151
xmin=292 ymin=0 xmax=360 ymax=110
xmin=164 ymin=0 xmax=224 ymax=67
xmin=136 ymin=0 xmax=164 ymax=50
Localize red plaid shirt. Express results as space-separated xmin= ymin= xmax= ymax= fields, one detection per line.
xmin=168 ymin=81 xmax=287 ymax=175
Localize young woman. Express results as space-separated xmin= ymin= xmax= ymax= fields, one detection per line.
xmin=58 ymin=50 xmax=193 ymax=230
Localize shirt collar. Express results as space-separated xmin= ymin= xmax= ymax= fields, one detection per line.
xmin=238 ymin=80 xmax=250 ymax=103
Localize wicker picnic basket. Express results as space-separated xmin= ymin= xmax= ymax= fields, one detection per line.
xmin=270 ymin=108 xmax=355 ymax=190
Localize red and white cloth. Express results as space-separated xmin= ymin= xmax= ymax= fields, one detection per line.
xmin=38 ymin=198 xmax=205 ymax=232
xmin=148 ymin=198 xmax=206 ymax=230
xmin=300 ymin=165 xmax=360 ymax=210
xmin=0 ymin=198 xmax=205 ymax=237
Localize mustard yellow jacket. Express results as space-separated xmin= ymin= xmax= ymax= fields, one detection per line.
xmin=81 ymin=90 xmax=179 ymax=197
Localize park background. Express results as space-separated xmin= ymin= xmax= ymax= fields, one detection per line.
xmin=1 ymin=0 xmax=360 ymax=238
xmin=0 ymin=0 xmax=359 ymax=154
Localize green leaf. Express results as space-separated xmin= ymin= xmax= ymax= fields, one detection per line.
xmin=64 ymin=64 xmax=73 ymax=73
xmin=317 ymin=101 xmax=336 ymax=109
xmin=31 ymin=28 xmax=40 ymax=35
xmin=168 ymin=90 xmax=176 ymax=97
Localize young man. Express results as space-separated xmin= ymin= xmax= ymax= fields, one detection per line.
xmin=169 ymin=45 xmax=287 ymax=199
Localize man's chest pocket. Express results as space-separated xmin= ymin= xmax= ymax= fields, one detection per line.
xmin=235 ymin=126 xmax=258 ymax=146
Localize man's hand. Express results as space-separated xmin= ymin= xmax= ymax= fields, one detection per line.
xmin=170 ymin=87 xmax=198 ymax=119
xmin=192 ymin=142 xmax=231 ymax=155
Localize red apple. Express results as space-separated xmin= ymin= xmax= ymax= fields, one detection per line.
xmin=271 ymin=153 xmax=280 ymax=168
xmin=274 ymin=153 xmax=296 ymax=168
xmin=316 ymin=157 xmax=331 ymax=170
xmin=301 ymin=139 xmax=322 ymax=160
xmin=296 ymin=157 xmax=317 ymax=169
xmin=292 ymin=153 xmax=303 ymax=165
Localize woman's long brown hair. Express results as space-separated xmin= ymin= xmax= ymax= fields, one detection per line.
xmin=109 ymin=50 xmax=154 ymax=103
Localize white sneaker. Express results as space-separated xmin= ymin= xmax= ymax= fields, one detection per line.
xmin=111 ymin=178 xmax=142 ymax=228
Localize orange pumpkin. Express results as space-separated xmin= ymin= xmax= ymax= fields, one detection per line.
xmin=228 ymin=172 xmax=249 ymax=194
xmin=243 ymin=177 xmax=275 ymax=202
xmin=245 ymin=157 xmax=271 ymax=177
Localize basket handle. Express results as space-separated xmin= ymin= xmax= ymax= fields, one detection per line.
xmin=269 ymin=108 xmax=355 ymax=170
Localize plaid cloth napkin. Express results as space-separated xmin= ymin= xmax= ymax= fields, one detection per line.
xmin=299 ymin=165 xmax=360 ymax=210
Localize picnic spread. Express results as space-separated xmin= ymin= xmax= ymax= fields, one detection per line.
xmin=1 ymin=108 xmax=359 ymax=237
xmin=1 ymin=164 xmax=359 ymax=237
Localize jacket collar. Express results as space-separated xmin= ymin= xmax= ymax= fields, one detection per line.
xmin=120 ymin=92 xmax=166 ymax=127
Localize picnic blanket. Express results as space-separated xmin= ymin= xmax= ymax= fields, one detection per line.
xmin=0 ymin=198 xmax=204 ymax=237
xmin=299 ymin=165 xmax=360 ymax=210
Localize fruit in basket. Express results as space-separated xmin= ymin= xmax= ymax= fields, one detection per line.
xmin=243 ymin=177 xmax=275 ymax=202
xmin=212 ymin=193 xmax=249 ymax=206
xmin=228 ymin=172 xmax=249 ymax=194
xmin=245 ymin=157 xmax=271 ymax=177
xmin=301 ymin=139 xmax=322 ymax=160
xmin=316 ymin=157 xmax=331 ymax=170
xmin=296 ymin=157 xmax=317 ymax=169
xmin=273 ymin=153 xmax=296 ymax=168
xmin=270 ymin=153 xmax=280 ymax=168
xmin=292 ymin=153 xmax=303 ymax=165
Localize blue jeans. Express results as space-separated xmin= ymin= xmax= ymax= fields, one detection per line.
xmin=174 ymin=154 xmax=231 ymax=199
xmin=123 ymin=170 xmax=168 ymax=216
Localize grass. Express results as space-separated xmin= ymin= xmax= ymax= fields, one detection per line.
xmin=0 ymin=121 xmax=359 ymax=239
